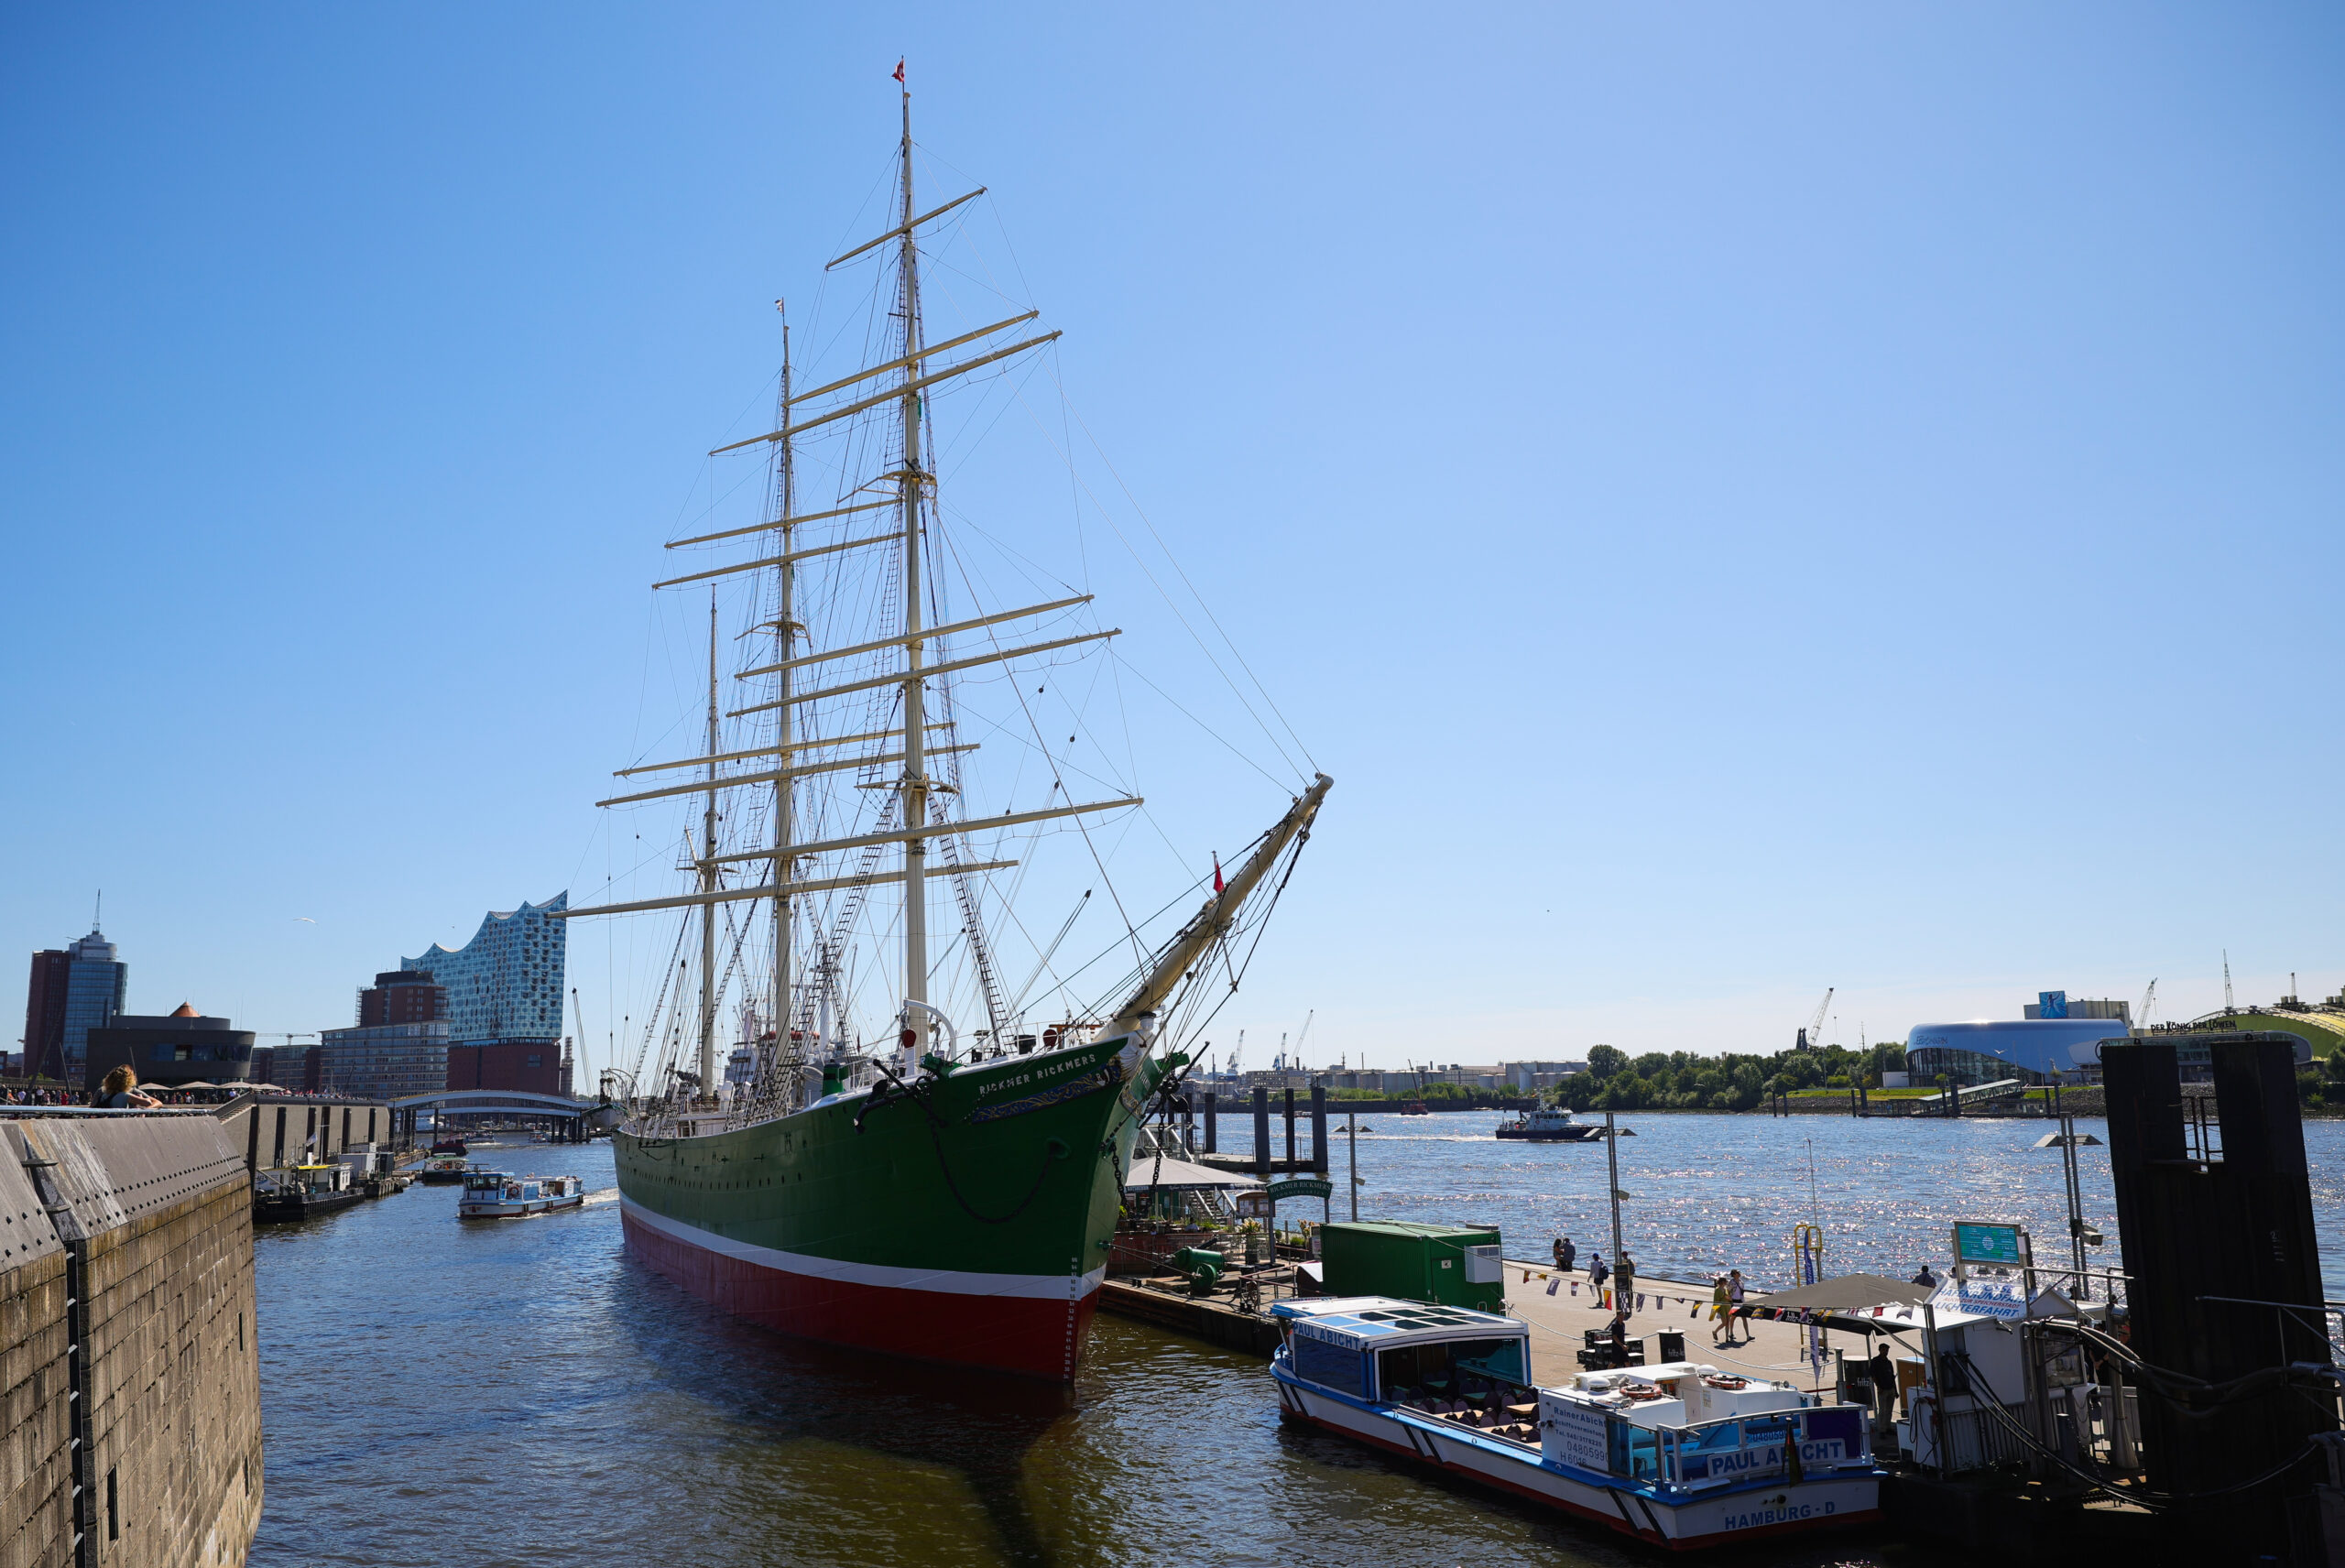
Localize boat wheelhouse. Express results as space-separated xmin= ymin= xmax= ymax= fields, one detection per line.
xmin=1270 ymin=1296 xmax=1881 ymax=1551
xmin=457 ymin=1171 xmax=587 ymax=1219
xmin=253 ymin=1162 xmax=365 ymax=1224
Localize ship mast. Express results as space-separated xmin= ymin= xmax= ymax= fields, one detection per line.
xmin=774 ymin=313 xmax=798 ymax=1094
xmin=700 ymin=591 xmax=720 ymax=1098
xmin=895 ymin=82 xmax=932 ymax=1058
xmin=562 ymin=86 xmax=1157 ymax=1104
xmin=1097 ymin=774 xmax=1333 ymax=1046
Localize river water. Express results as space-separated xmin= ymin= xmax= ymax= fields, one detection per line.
xmin=249 ymin=1114 xmax=2344 ymax=1566
xmin=1222 ymin=1107 xmax=2345 ymax=1295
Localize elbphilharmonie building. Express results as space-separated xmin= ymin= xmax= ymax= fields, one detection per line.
xmin=403 ymin=893 xmax=569 ymax=1044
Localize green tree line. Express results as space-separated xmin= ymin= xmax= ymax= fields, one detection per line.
xmin=1547 ymin=1040 xmax=1913 ymax=1113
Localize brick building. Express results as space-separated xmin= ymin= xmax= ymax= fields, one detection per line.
xmin=444 ymin=1040 xmax=563 ymax=1095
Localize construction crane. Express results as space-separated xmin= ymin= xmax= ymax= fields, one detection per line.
xmin=1225 ymin=1029 xmax=1245 ymax=1077
xmin=2135 ymin=978 xmax=2157 ymax=1034
xmin=1292 ymin=1009 xmax=1316 ymax=1071
xmin=2223 ymin=952 xmax=2235 ymax=1015
xmin=1796 ymin=988 xmax=1833 ymax=1051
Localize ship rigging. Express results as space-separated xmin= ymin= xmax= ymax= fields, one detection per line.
xmin=549 ymin=75 xmax=1330 ymax=1378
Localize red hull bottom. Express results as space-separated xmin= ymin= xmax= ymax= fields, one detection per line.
xmin=623 ymin=1209 xmax=1100 ymax=1381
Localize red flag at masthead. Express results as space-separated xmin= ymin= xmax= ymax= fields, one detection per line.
xmin=893 ymin=59 xmax=906 ymax=83
xmin=1212 ymin=855 xmax=1224 ymax=894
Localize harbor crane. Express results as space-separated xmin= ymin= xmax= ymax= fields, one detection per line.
xmin=2135 ymin=978 xmax=2156 ymax=1034
xmin=1795 ymin=988 xmax=1833 ymax=1051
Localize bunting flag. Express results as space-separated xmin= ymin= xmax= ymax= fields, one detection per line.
xmin=1547 ymin=1277 xmax=1560 ymax=1296
xmin=1688 ymin=1301 xmax=1699 ymax=1319
xmin=1636 ymin=1293 xmax=1646 ymax=1312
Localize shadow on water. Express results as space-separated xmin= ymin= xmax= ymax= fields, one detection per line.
xmin=605 ymin=1255 xmax=1073 ymax=1563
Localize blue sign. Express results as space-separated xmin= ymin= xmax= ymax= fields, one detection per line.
xmin=2038 ymin=990 xmax=2068 ymax=1019
xmin=1932 ymin=1278 xmax=2030 ymax=1321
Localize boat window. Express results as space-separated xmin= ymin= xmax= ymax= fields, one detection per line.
xmin=1681 ymin=1420 xmax=1742 ymax=1454
xmin=1608 ymin=1419 xmax=1661 ymax=1481
xmin=1292 ymin=1334 xmax=1368 ymax=1398
xmin=1452 ymin=1337 xmax=1526 ymax=1384
xmin=1377 ymin=1344 xmax=1432 ymax=1397
xmin=1803 ymin=1406 xmax=1862 ymax=1457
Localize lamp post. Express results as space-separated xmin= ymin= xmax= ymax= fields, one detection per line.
xmin=1605 ymin=1108 xmax=1627 ymax=1280
xmin=1347 ymin=1109 xmax=1359 ymax=1222
xmin=2033 ymin=1109 xmax=2104 ymax=1299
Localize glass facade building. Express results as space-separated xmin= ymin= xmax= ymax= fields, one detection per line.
xmin=1904 ymin=1018 xmax=2133 ymax=1085
xmin=315 ymin=1021 xmax=452 ymax=1101
xmin=403 ymin=893 xmax=568 ymax=1045
xmin=60 ymin=930 xmax=127 ymax=1082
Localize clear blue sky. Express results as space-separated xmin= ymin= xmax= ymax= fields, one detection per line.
xmin=5 ymin=4 xmax=2340 ymax=1071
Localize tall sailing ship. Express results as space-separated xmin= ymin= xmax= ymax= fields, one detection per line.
xmin=561 ymin=84 xmax=1330 ymax=1380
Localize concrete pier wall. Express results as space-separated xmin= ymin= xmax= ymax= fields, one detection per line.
xmin=0 ymin=1113 xmax=263 ymax=1568
xmin=217 ymin=1097 xmax=395 ymax=1175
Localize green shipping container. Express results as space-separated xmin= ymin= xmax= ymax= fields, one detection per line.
xmin=1320 ymin=1221 xmax=1504 ymax=1311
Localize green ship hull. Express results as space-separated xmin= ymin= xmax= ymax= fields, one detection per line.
xmin=616 ymin=1033 xmax=1161 ymax=1379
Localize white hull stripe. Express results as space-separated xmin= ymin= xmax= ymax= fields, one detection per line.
xmin=623 ymin=1198 xmax=1107 ymax=1301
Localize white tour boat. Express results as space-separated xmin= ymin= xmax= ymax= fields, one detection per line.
xmin=1270 ymin=1296 xmax=1881 ymax=1551
xmin=457 ymin=1171 xmax=588 ymax=1219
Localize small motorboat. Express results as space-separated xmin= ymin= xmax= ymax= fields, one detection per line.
xmin=1270 ymin=1296 xmax=1881 ymax=1551
xmin=1495 ymin=1106 xmax=1607 ymax=1143
xmin=458 ymin=1171 xmax=588 ymax=1219
xmin=1398 ymin=1101 xmax=1432 ymax=1116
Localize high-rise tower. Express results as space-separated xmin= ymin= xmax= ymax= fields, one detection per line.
xmin=22 ymin=928 xmax=127 ymax=1081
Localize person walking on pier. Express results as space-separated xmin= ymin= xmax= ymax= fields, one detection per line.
xmin=1709 ymin=1275 xmax=1731 ymax=1345
xmin=1587 ymin=1250 xmax=1609 ymax=1304
xmin=1726 ymin=1269 xmax=1748 ymax=1345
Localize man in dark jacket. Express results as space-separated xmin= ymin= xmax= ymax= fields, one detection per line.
xmin=1869 ymin=1343 xmax=1900 ymax=1429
